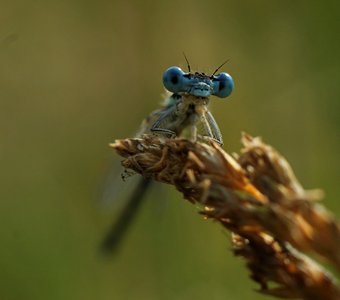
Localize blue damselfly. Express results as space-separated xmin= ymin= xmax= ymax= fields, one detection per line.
xmin=102 ymin=60 xmax=234 ymax=253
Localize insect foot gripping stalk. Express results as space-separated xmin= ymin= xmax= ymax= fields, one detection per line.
xmin=111 ymin=133 xmax=340 ymax=300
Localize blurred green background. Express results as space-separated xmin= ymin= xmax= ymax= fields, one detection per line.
xmin=1 ymin=1 xmax=339 ymax=299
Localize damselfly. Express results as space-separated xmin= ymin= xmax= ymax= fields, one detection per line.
xmin=101 ymin=60 xmax=234 ymax=253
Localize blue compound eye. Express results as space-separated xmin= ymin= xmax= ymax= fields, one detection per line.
xmin=212 ymin=72 xmax=234 ymax=98
xmin=163 ymin=66 xmax=186 ymax=93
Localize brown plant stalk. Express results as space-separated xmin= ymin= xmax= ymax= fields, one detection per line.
xmin=111 ymin=133 xmax=340 ymax=299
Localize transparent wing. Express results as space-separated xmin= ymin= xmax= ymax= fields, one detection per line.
xmin=98 ymin=154 xmax=155 ymax=254
xmin=101 ymin=177 xmax=152 ymax=253
xmin=99 ymin=105 xmax=166 ymax=210
xmin=98 ymin=158 xmax=142 ymax=211
xmin=99 ymin=100 xmax=173 ymax=254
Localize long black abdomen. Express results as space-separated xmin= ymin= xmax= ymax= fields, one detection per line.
xmin=101 ymin=177 xmax=152 ymax=254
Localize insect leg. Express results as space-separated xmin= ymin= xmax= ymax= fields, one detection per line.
xmin=203 ymin=111 xmax=223 ymax=145
xmin=200 ymin=112 xmax=214 ymax=138
xmin=190 ymin=123 xmax=198 ymax=142
xmin=150 ymin=105 xmax=178 ymax=137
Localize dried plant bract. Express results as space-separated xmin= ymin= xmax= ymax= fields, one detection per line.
xmin=111 ymin=134 xmax=340 ymax=299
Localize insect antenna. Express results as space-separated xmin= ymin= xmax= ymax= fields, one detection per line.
xmin=212 ymin=59 xmax=230 ymax=76
xmin=182 ymin=52 xmax=191 ymax=73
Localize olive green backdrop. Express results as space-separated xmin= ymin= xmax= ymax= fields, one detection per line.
xmin=1 ymin=1 xmax=339 ymax=299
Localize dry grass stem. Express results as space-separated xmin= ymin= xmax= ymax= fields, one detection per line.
xmin=111 ymin=133 xmax=340 ymax=299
